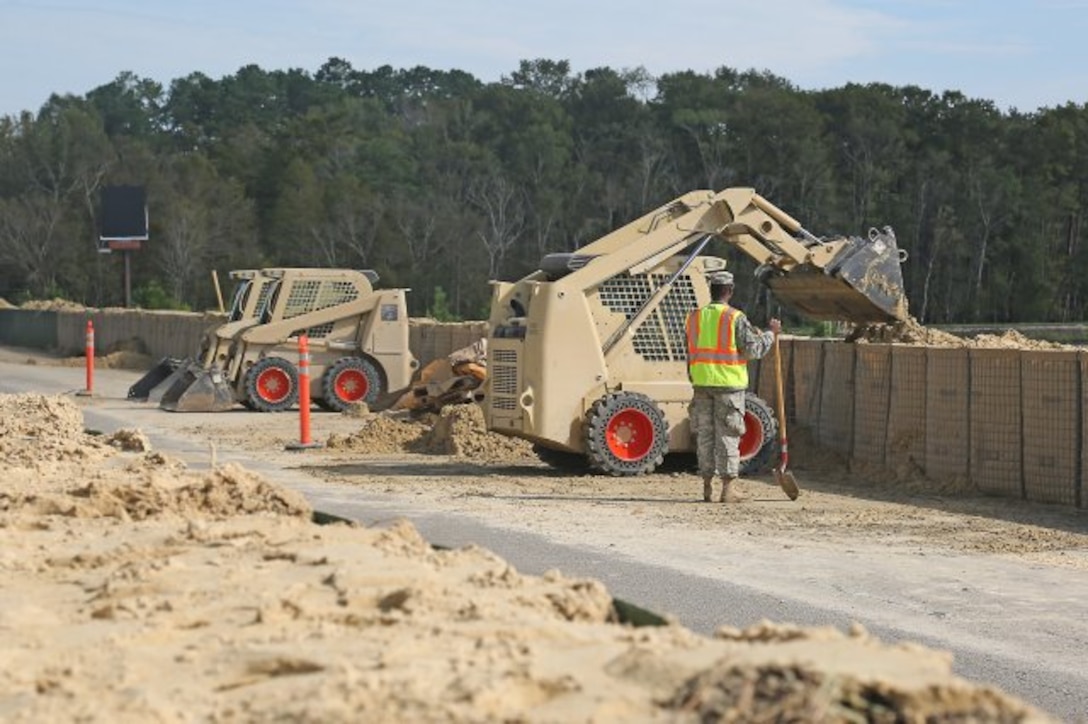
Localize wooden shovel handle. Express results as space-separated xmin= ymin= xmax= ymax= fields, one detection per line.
xmin=773 ymin=332 xmax=787 ymax=444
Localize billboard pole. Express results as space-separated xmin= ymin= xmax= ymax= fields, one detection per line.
xmin=123 ymin=250 xmax=133 ymax=307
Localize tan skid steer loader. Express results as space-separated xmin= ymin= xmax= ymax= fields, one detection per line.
xmin=161 ymin=267 xmax=417 ymax=412
xmin=483 ymin=187 xmax=909 ymax=475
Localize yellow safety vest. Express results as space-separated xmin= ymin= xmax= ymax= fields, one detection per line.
xmin=686 ymin=304 xmax=748 ymax=389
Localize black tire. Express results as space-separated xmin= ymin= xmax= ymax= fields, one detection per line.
xmin=319 ymin=356 xmax=383 ymax=412
xmin=532 ymin=444 xmax=591 ymax=472
xmin=243 ymin=356 xmax=299 ymax=412
xmin=740 ymin=394 xmax=778 ymax=475
xmin=584 ymin=392 xmax=669 ymax=476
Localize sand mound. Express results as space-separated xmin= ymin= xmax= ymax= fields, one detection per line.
xmin=325 ymin=414 xmax=427 ymax=454
xmin=0 ymin=393 xmax=109 ymax=468
xmin=20 ymin=297 xmax=87 ymax=311
xmin=850 ymin=317 xmax=1077 ymax=350
xmin=0 ymin=393 xmax=85 ymax=441
xmin=103 ymin=428 xmax=151 ymax=452
xmin=969 ymin=329 xmax=1073 ymax=350
xmin=410 ymin=403 xmax=535 ymax=463
xmin=850 ymin=317 xmax=967 ymax=346
xmin=2 ymin=462 xmax=311 ymax=522
xmin=0 ymin=297 xmax=14 ymax=309
xmin=325 ymin=404 xmax=534 ymax=464
xmin=0 ymin=391 xmax=1057 ymax=721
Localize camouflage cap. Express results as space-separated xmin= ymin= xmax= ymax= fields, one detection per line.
xmin=706 ymin=271 xmax=734 ymax=286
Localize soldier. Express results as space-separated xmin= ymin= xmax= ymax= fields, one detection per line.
xmin=686 ymin=271 xmax=781 ymax=503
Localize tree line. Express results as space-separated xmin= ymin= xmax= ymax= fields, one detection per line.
xmin=1 ymin=57 xmax=1086 ymax=324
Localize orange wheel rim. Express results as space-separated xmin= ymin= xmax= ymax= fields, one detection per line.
xmin=257 ymin=368 xmax=291 ymax=403
xmin=738 ymin=410 xmax=764 ymax=460
xmin=605 ymin=408 xmax=654 ymax=461
xmin=334 ymin=368 xmax=369 ymax=402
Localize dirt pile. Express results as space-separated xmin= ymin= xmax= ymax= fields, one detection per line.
xmin=677 ymin=622 xmax=1029 ymax=721
xmin=850 ymin=317 xmax=967 ymax=346
xmin=0 ymin=393 xmax=109 ymax=469
xmin=410 ymin=403 xmax=535 ymax=463
xmin=20 ymin=297 xmax=87 ymax=312
xmin=969 ymin=329 xmax=1073 ymax=350
xmin=0 ymin=297 xmax=14 ymax=309
xmin=325 ymin=414 xmax=429 ymax=454
xmin=326 ymin=404 xmax=535 ymax=464
xmin=0 ymin=392 xmax=1058 ymax=721
xmin=850 ymin=317 xmax=1077 ymax=350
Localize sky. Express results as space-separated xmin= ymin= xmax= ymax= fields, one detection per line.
xmin=1 ymin=0 xmax=1086 ymax=118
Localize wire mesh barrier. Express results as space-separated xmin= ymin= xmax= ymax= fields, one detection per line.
xmin=762 ymin=339 xmax=1085 ymax=509
xmin=817 ymin=344 xmax=855 ymax=457
xmin=1022 ymin=351 xmax=1080 ymax=506
xmin=409 ymin=320 xmax=489 ymax=369
xmin=853 ymin=346 xmax=892 ymax=468
xmin=970 ymin=350 xmax=1022 ymax=497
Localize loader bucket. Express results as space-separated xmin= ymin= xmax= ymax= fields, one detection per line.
xmin=763 ymin=227 xmax=908 ymax=324
xmin=159 ymin=364 xmax=237 ymax=412
xmin=127 ymin=357 xmax=186 ymax=401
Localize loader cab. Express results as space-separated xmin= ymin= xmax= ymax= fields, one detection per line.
xmin=226 ymin=270 xmax=259 ymax=322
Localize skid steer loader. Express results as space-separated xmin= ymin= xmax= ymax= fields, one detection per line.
xmin=127 ymin=269 xmax=274 ymax=405
xmin=483 ymin=187 xmax=909 ymax=476
xmin=159 ymin=267 xmax=417 ymax=412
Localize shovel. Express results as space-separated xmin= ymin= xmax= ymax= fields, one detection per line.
xmin=772 ymin=331 xmax=801 ymax=501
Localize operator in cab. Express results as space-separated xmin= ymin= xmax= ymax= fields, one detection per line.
xmin=685 ymin=271 xmax=781 ymax=503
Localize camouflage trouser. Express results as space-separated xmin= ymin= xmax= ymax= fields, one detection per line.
xmin=689 ymin=387 xmax=746 ymax=480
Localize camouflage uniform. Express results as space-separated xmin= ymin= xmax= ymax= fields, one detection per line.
xmin=688 ymin=313 xmax=773 ymax=481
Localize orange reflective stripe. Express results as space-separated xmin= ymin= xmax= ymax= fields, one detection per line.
xmin=688 ymin=351 xmax=745 ymax=364
xmin=687 ymin=306 xmax=744 ymax=365
xmin=687 ymin=309 xmax=700 ymax=353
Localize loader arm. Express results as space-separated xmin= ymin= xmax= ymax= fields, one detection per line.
xmin=565 ymin=188 xmax=906 ymax=370
xmin=703 ymin=188 xmax=909 ymax=323
xmin=238 ymin=293 xmax=383 ymax=347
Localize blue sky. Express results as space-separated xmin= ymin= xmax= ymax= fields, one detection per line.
xmin=1 ymin=0 xmax=1085 ymax=118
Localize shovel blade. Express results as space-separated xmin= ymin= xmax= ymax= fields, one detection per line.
xmin=774 ymin=468 xmax=800 ymax=501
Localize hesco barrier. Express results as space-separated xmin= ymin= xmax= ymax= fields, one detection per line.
xmin=55 ymin=309 xmax=227 ymax=358
xmin=409 ymin=319 xmax=489 ymax=367
xmin=756 ymin=339 xmax=1086 ymax=510
xmin=0 ymin=309 xmax=59 ymax=350
xmin=0 ymin=308 xmax=487 ymax=370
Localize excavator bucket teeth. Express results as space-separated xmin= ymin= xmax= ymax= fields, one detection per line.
xmin=764 ymin=227 xmax=908 ymax=324
xmin=127 ymin=357 xmax=187 ymax=401
xmin=158 ymin=364 xmax=236 ymax=412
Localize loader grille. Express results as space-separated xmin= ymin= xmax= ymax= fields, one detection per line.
xmin=291 ymin=321 xmax=335 ymax=339
xmin=599 ymin=272 xmax=697 ymax=362
xmin=490 ymin=349 xmax=520 ymax=410
xmin=283 ymin=280 xmax=360 ymax=320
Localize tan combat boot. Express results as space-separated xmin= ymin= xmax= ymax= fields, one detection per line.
xmin=720 ymin=477 xmax=744 ymax=503
xmin=702 ymin=477 xmax=714 ymax=503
